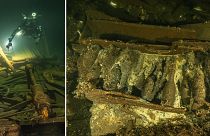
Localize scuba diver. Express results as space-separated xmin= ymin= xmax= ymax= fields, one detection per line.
xmin=6 ymin=12 xmax=43 ymax=50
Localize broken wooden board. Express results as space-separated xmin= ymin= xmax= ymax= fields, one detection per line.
xmin=76 ymin=82 xmax=186 ymax=114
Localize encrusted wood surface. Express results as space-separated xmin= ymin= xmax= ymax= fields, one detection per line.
xmin=0 ymin=120 xmax=20 ymax=136
xmin=76 ymin=40 xmax=210 ymax=111
xmin=25 ymin=64 xmax=50 ymax=120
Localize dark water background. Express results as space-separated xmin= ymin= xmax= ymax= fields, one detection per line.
xmin=0 ymin=0 xmax=65 ymax=62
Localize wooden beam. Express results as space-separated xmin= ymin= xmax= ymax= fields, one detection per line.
xmin=0 ymin=47 xmax=14 ymax=71
xmin=86 ymin=20 xmax=197 ymax=43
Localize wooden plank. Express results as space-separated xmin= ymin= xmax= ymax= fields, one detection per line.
xmin=80 ymin=38 xmax=175 ymax=55
xmin=86 ymin=20 xmax=197 ymax=43
xmin=77 ymin=82 xmax=186 ymax=114
xmin=80 ymin=38 xmax=210 ymax=56
xmin=181 ymin=22 xmax=210 ymax=41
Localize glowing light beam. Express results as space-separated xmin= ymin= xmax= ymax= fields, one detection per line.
xmin=16 ymin=30 xmax=23 ymax=36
